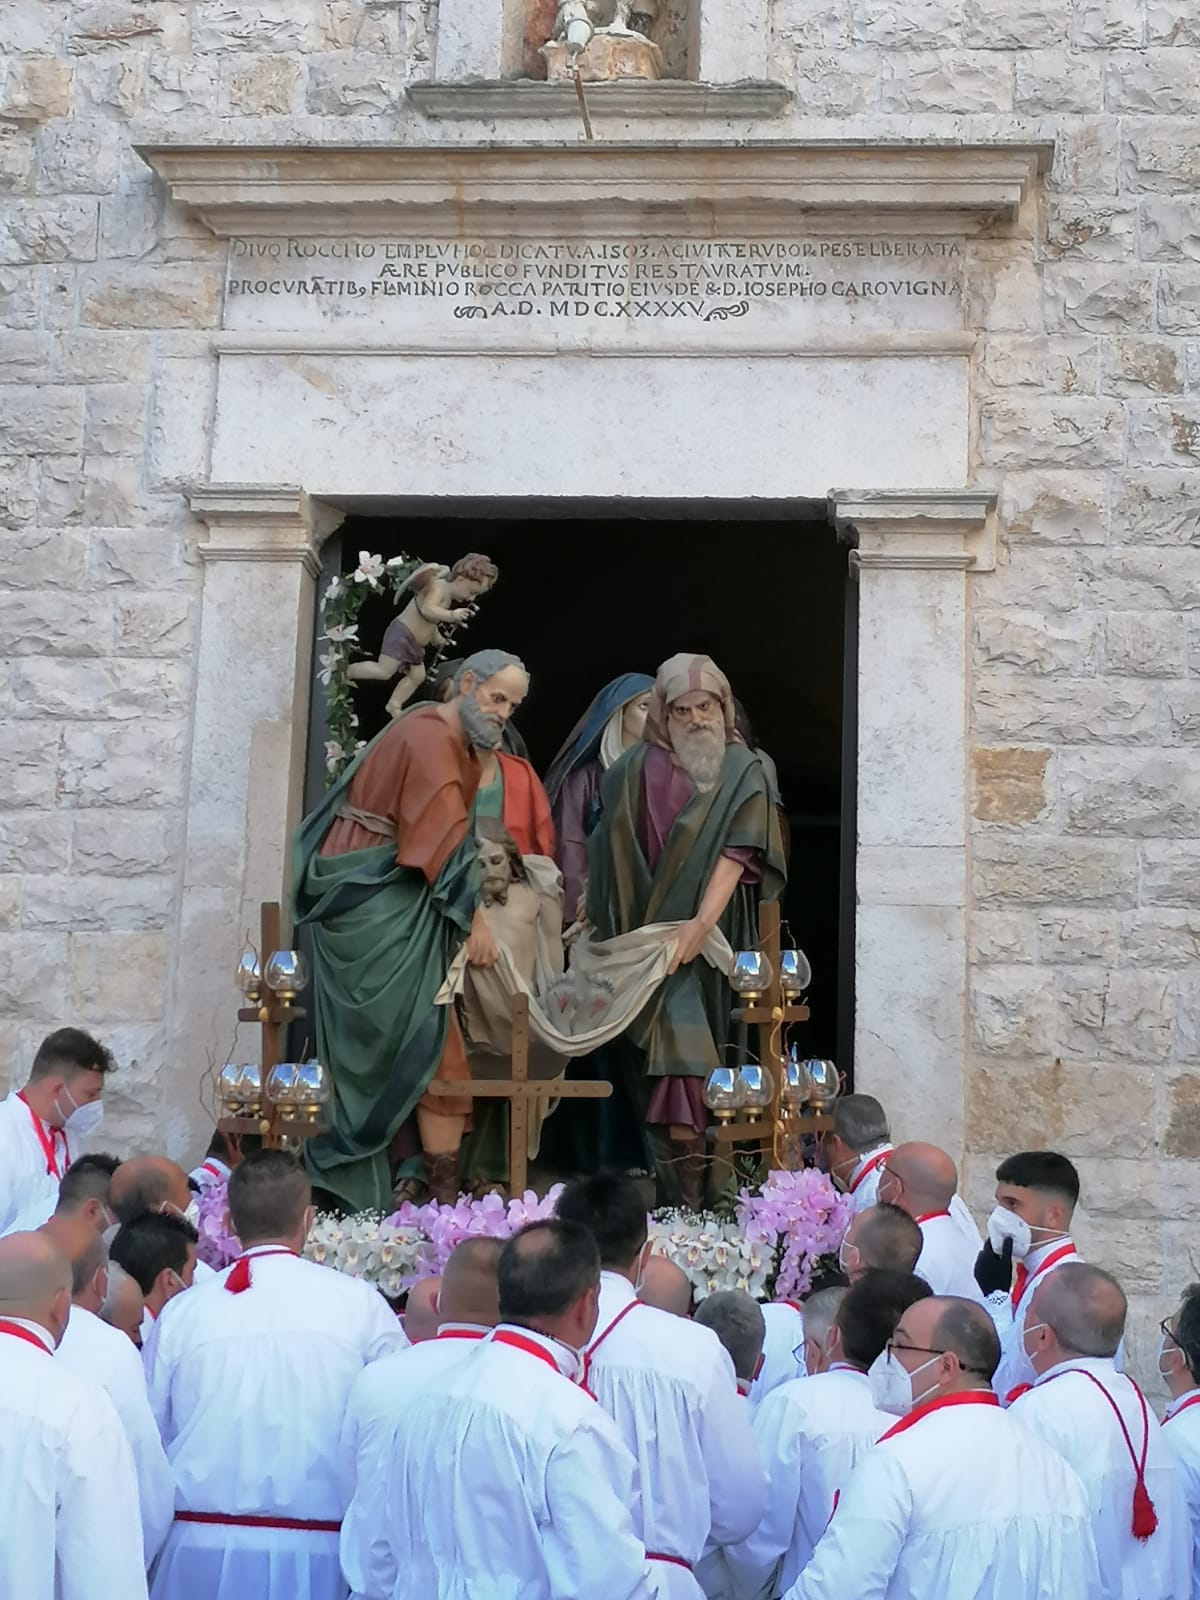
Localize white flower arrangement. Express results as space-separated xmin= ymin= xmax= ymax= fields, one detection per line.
xmin=303 ymin=1212 xmax=424 ymax=1301
xmin=648 ymin=1210 xmax=771 ymax=1303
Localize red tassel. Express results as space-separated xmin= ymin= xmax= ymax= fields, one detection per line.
xmin=225 ymin=1256 xmax=252 ymax=1294
xmin=1132 ymin=1476 xmax=1158 ymax=1541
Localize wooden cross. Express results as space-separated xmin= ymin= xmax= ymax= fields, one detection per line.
xmin=426 ymin=991 xmax=611 ymax=1196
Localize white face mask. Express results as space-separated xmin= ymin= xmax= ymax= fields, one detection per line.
xmin=867 ymin=1348 xmax=942 ymax=1418
xmin=183 ymin=1199 xmax=200 ymax=1229
xmin=55 ymin=1086 xmax=104 ymax=1138
xmin=1159 ymin=1330 xmax=1180 ymax=1382
xmin=987 ymin=1206 xmax=1033 ymax=1260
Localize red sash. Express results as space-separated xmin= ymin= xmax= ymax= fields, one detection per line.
xmin=436 ymin=1328 xmax=486 ymax=1341
xmin=915 ymin=1210 xmax=951 ymax=1224
xmin=225 ymin=1248 xmax=297 ymax=1294
xmin=581 ymin=1297 xmax=643 ymax=1391
xmin=879 ymin=1390 xmax=1000 ymax=1443
xmin=1166 ymin=1394 xmax=1200 ymax=1426
xmin=0 ymin=1319 xmax=51 ymax=1356
xmin=17 ymin=1092 xmax=66 ymax=1179
xmin=848 ymin=1150 xmax=889 ymax=1196
xmin=1012 ymin=1242 xmax=1077 ymax=1312
xmin=175 ymin=1510 xmax=339 ymax=1533
xmin=1040 ymin=1369 xmax=1158 ymax=1539
xmin=492 ymin=1330 xmax=564 ymax=1376
xmin=200 ymin=1161 xmax=223 ymax=1181
xmin=647 ymin=1552 xmax=693 ymax=1570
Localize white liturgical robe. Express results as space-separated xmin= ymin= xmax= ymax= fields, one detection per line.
xmin=0 ymin=1315 xmax=148 ymax=1600
xmin=913 ymin=1212 xmax=986 ymax=1303
xmin=726 ymin=1364 xmax=891 ymax=1599
xmin=1010 ymin=1357 xmax=1192 ymax=1600
xmin=989 ymin=1238 xmax=1081 ymax=1401
xmin=784 ymin=1391 xmax=1100 ymax=1600
xmin=748 ymin=1301 xmax=807 ymax=1409
xmin=57 ymin=1302 xmax=175 ymax=1563
xmin=583 ymin=1272 xmax=767 ymax=1596
xmin=145 ymin=1244 xmax=405 ymax=1600
xmin=376 ymin=1322 xmax=666 ymax=1600
xmin=0 ymin=1090 xmax=78 ymax=1237
xmin=339 ymin=1324 xmax=489 ymax=1600
xmin=1162 ymin=1393 xmax=1200 ymax=1600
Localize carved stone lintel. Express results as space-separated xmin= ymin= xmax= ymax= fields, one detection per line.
xmin=188 ymin=483 xmax=343 ymax=577
xmin=829 ymin=488 xmax=997 ymax=574
xmin=408 ymin=80 xmax=789 ymax=118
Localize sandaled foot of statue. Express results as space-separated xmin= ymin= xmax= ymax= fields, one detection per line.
xmin=425 ymin=1152 xmax=462 ymax=1207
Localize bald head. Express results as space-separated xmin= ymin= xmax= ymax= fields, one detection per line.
xmin=101 ymin=1261 xmax=144 ymax=1348
xmin=110 ymin=1156 xmax=191 ymax=1223
xmin=439 ymin=1239 xmax=502 ymax=1330
xmin=845 ymin=1204 xmax=923 ymax=1281
xmin=0 ymin=1232 xmax=72 ymax=1343
xmin=639 ymin=1254 xmax=693 ymax=1317
xmin=1030 ymin=1262 xmax=1126 ymax=1361
xmin=882 ymin=1142 xmax=958 ymax=1217
xmin=405 ymin=1276 xmax=442 ymax=1344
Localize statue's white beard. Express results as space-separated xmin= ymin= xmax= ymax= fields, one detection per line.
xmin=670 ymin=723 xmax=725 ymax=792
xmin=460 ymin=694 xmax=505 ymax=750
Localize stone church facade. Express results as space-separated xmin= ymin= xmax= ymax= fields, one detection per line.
xmin=2 ymin=0 xmax=1198 ymax=1360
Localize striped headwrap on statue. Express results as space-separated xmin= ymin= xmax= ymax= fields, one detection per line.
xmin=643 ymin=652 xmax=739 ymax=750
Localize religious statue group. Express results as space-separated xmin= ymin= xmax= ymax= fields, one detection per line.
xmin=293 ymin=553 xmax=787 ymax=1213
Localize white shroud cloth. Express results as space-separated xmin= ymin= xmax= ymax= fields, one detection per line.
xmin=583 ymin=1273 xmax=766 ymax=1598
xmin=1010 ymin=1357 xmax=1192 ymax=1600
xmin=783 ymin=1393 xmax=1101 ymax=1600
xmin=56 ymin=1303 xmax=175 ymax=1563
xmin=339 ymin=1326 xmax=491 ymax=1600
xmin=0 ymin=1090 xmax=79 ymax=1237
xmin=748 ymin=1302 xmax=807 ymax=1409
xmin=145 ymin=1246 xmax=405 ymax=1600
xmin=913 ymin=1212 xmax=986 ymax=1303
xmin=369 ymin=1323 xmax=667 ymax=1599
xmin=1162 ymin=1394 xmax=1200 ymax=1600
xmin=0 ymin=1315 xmax=148 ymax=1600
xmin=726 ymin=1365 xmax=891 ymax=1599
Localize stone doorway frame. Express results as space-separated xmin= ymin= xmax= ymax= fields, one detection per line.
xmin=144 ymin=140 xmax=1045 ymax=1159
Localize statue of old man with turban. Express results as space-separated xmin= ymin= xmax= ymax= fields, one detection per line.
xmin=584 ymin=652 xmax=786 ymax=1208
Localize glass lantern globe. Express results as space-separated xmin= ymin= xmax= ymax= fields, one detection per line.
xmin=778 ymin=948 xmax=812 ymax=1000
xmin=264 ymin=950 xmax=310 ymax=1001
xmin=295 ymin=1060 xmax=330 ymax=1121
xmin=235 ymin=948 xmax=262 ymax=1001
xmin=737 ymin=1063 xmax=775 ymax=1120
xmin=267 ymin=1062 xmax=299 ymax=1108
xmin=703 ymin=1066 xmax=747 ymax=1124
xmin=236 ymin=1063 xmax=262 ymax=1117
xmin=803 ymin=1058 xmax=841 ymax=1110
xmin=780 ymin=1056 xmax=810 ymax=1115
xmin=729 ymin=950 xmax=773 ymax=1001
xmin=217 ymin=1062 xmax=244 ymax=1115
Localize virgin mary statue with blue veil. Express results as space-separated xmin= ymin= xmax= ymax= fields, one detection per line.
xmin=544 ymin=673 xmax=654 ymax=925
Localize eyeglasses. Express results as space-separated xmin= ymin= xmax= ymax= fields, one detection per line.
xmin=886 ymin=1340 xmax=989 ymax=1377
xmin=1161 ymin=1318 xmax=1179 ymax=1347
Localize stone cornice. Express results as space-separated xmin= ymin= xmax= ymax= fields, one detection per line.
xmin=188 ymin=484 xmax=343 ymax=574
xmin=136 ymin=141 xmax=1052 ymax=239
xmin=829 ymin=488 xmax=997 ymax=573
xmin=407 ymin=80 xmax=791 ymax=119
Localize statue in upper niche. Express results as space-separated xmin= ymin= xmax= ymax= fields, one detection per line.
xmin=549 ymin=0 xmax=659 ymax=59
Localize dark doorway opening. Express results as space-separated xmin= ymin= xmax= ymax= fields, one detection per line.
xmin=305 ymin=503 xmax=856 ymax=1075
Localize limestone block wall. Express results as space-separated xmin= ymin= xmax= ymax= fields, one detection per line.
xmin=0 ymin=0 xmax=1197 ymax=1365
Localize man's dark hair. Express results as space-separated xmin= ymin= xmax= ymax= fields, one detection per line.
xmin=57 ymin=1153 xmax=121 ymax=1213
xmin=555 ymin=1172 xmax=647 ymax=1269
xmin=836 ymin=1269 xmax=933 ymax=1370
xmin=499 ymin=1220 xmax=599 ymax=1323
xmin=227 ymin=1150 xmax=310 ymax=1244
xmin=1176 ymin=1283 xmax=1200 ymax=1384
xmin=28 ymin=1028 xmax=115 ymax=1083
xmin=110 ymin=1211 xmax=197 ymax=1295
xmin=858 ymin=1204 xmax=923 ymax=1274
xmin=995 ymin=1151 xmax=1080 ymax=1211
xmin=933 ymin=1298 xmax=1002 ymax=1381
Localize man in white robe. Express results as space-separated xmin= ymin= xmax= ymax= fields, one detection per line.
xmin=145 ymin=1150 xmax=404 ymax=1600
xmin=375 ymin=1219 xmax=667 ymax=1598
xmin=1012 ymin=1263 xmax=1191 ymax=1600
xmin=0 ymin=1029 xmax=114 ymax=1237
xmin=1160 ymin=1283 xmax=1200 ymax=1599
xmin=51 ymin=1216 xmax=175 ymax=1564
xmin=111 ymin=1208 xmax=199 ymax=1345
xmin=975 ymin=1150 xmax=1087 ymax=1401
xmin=749 ymin=1300 xmax=807 ymax=1407
xmin=838 ymin=1205 xmax=922 ymax=1283
xmin=558 ymin=1174 xmax=766 ymax=1595
xmin=340 ymin=1237 xmax=503 ymax=1600
xmin=725 ymin=1274 xmax=929 ymax=1600
xmin=0 ymin=1230 xmax=147 ymax=1600
xmin=640 ymin=1254 xmax=694 ymax=1316
xmin=820 ymin=1096 xmax=979 ymax=1249
xmin=691 ymin=1291 xmax=766 ymax=1599
xmin=51 ymin=1152 xmax=120 ymax=1233
xmin=110 ymin=1154 xmax=216 ymax=1286
xmin=785 ymin=1294 xmax=1100 ymax=1600
xmin=878 ymin=1143 xmax=984 ymax=1303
